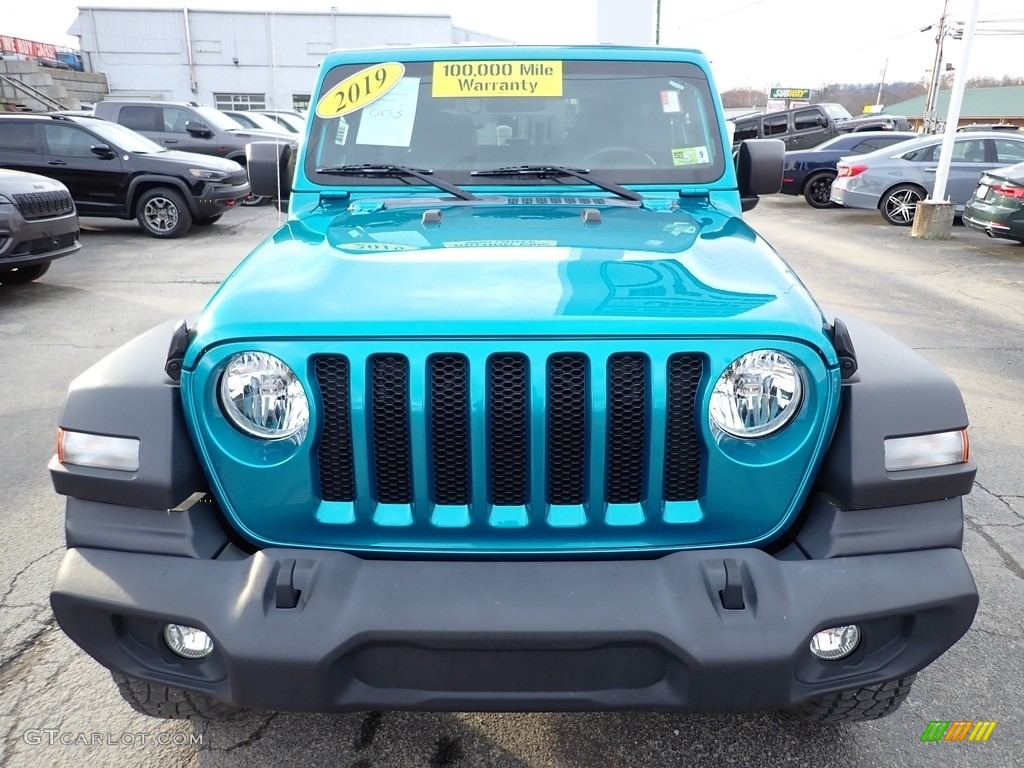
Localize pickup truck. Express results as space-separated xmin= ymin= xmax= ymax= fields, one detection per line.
xmin=732 ymin=103 xmax=913 ymax=151
xmin=49 ymin=45 xmax=977 ymax=724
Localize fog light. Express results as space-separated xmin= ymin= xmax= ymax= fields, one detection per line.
xmin=809 ymin=625 xmax=861 ymax=660
xmin=164 ymin=624 xmax=214 ymax=659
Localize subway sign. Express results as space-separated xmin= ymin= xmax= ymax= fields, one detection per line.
xmin=769 ymin=87 xmax=811 ymax=100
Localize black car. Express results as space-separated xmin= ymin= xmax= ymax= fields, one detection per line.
xmin=781 ymin=131 xmax=918 ymax=208
xmin=0 ymin=114 xmax=250 ymax=238
xmin=93 ymin=100 xmax=294 ymax=206
xmin=0 ymin=168 xmax=81 ymax=283
xmin=963 ymin=161 xmax=1024 ymax=244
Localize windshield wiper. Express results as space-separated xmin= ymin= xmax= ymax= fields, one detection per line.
xmin=470 ymin=165 xmax=642 ymax=202
xmin=314 ymin=164 xmax=477 ymax=201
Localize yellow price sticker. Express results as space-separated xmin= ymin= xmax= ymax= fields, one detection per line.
xmin=432 ymin=61 xmax=562 ymax=98
xmin=316 ymin=62 xmax=406 ymax=118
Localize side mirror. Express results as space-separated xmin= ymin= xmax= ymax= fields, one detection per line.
xmin=817 ymin=115 xmax=829 ymax=127
xmin=246 ymin=140 xmax=294 ymax=207
xmin=184 ymin=121 xmax=212 ymax=138
xmin=736 ymin=138 xmax=784 ymax=212
xmin=90 ymin=143 xmax=115 ymax=159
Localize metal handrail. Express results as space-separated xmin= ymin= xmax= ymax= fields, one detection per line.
xmin=0 ymin=74 xmax=66 ymax=111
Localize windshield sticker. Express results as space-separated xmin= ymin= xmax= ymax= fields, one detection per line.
xmin=355 ymin=77 xmax=419 ymax=147
xmin=442 ymin=239 xmax=558 ymax=247
xmin=663 ymin=222 xmax=698 ymax=236
xmin=334 ymin=242 xmax=418 ymax=252
xmin=335 ymin=117 xmax=349 ymax=145
xmin=432 ymin=61 xmax=562 ymax=97
xmin=316 ymin=62 xmax=406 ymax=118
xmin=671 ymin=146 xmax=710 ymax=166
xmin=660 ymin=90 xmax=681 ymax=113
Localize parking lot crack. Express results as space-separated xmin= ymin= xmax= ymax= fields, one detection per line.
xmin=973 ymin=481 xmax=1024 ymax=521
xmin=964 ymin=517 xmax=1024 ymax=581
xmin=215 ymin=712 xmax=281 ymax=753
xmin=0 ymin=546 xmax=62 ymax=607
xmin=1 ymin=713 xmax=27 ymax=768
xmin=0 ymin=618 xmax=58 ymax=685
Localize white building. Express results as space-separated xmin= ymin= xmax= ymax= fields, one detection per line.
xmin=69 ymin=7 xmax=508 ymax=112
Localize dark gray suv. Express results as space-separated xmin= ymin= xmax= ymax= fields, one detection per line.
xmin=0 ymin=169 xmax=81 ymax=284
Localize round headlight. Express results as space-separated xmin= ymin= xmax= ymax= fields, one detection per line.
xmin=219 ymin=352 xmax=309 ymax=439
xmin=709 ymin=350 xmax=803 ymax=438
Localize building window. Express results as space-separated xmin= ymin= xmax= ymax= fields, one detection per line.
xmin=293 ymin=94 xmax=310 ymax=114
xmin=214 ymin=93 xmax=266 ymax=111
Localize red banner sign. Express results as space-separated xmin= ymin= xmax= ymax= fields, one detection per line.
xmin=0 ymin=35 xmax=57 ymax=61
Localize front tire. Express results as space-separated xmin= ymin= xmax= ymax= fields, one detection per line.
xmin=803 ymin=171 xmax=838 ymax=209
xmin=791 ymin=675 xmax=916 ymax=723
xmin=112 ymin=672 xmax=240 ymax=720
xmin=0 ymin=262 xmax=51 ymax=284
xmin=880 ymin=184 xmax=925 ymax=226
xmin=136 ymin=187 xmax=193 ymax=238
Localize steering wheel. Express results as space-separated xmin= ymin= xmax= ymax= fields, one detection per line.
xmin=581 ymin=146 xmax=658 ymax=167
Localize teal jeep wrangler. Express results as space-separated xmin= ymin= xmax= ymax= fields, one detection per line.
xmin=49 ymin=45 xmax=978 ymax=723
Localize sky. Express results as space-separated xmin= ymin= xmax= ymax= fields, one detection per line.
xmin=5 ymin=0 xmax=1024 ymax=94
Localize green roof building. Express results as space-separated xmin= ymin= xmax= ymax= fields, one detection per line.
xmin=882 ymin=86 xmax=1024 ymax=131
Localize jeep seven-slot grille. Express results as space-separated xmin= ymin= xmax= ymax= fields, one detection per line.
xmin=13 ymin=190 xmax=75 ymax=220
xmin=315 ymin=358 xmax=355 ymax=501
xmin=370 ymin=355 xmax=412 ymax=503
xmin=487 ymin=355 xmax=530 ymax=506
xmin=227 ymin=168 xmax=249 ymax=186
xmin=429 ymin=354 xmax=471 ymax=505
xmin=314 ymin=352 xmax=703 ymax=508
xmin=547 ymin=354 xmax=588 ymax=505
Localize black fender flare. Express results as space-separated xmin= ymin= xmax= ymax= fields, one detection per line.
xmin=127 ymin=176 xmax=199 ymax=217
xmin=815 ymin=312 xmax=976 ymax=510
xmin=50 ymin=318 xmax=208 ymax=510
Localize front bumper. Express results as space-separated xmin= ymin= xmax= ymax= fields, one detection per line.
xmin=194 ymin=182 xmax=251 ymax=216
xmin=0 ymin=208 xmax=81 ymax=268
xmin=51 ymin=544 xmax=978 ymax=713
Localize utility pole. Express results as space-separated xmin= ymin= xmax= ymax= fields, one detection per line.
xmin=875 ymin=58 xmax=888 ymax=106
xmin=923 ymin=0 xmax=951 ymax=134
xmin=655 ymin=0 xmax=661 ymax=45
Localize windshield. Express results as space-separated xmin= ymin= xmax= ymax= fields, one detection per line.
xmin=241 ymin=112 xmax=290 ymax=133
xmin=193 ymin=105 xmax=247 ymax=131
xmin=820 ymin=103 xmax=853 ymax=121
xmin=263 ymin=112 xmax=306 ymax=133
xmin=81 ymin=119 xmax=165 ymax=153
xmin=305 ymin=58 xmax=726 ymax=187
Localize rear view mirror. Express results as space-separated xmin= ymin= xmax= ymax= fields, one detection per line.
xmin=736 ymin=138 xmax=784 ymax=212
xmin=185 ymin=121 xmax=212 ymax=138
xmin=246 ymin=140 xmax=294 ymax=207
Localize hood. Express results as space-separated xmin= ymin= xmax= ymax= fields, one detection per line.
xmin=226 ymin=128 xmax=295 ymax=141
xmin=0 ymin=168 xmax=70 ymax=193
xmin=188 ymin=198 xmax=830 ymax=358
xmin=145 ymin=150 xmax=244 ymax=172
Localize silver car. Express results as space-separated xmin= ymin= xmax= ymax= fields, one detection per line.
xmin=830 ymin=132 xmax=1024 ymax=225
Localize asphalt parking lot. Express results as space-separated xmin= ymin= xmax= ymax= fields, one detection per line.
xmin=1 ymin=197 xmax=1022 ymax=768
